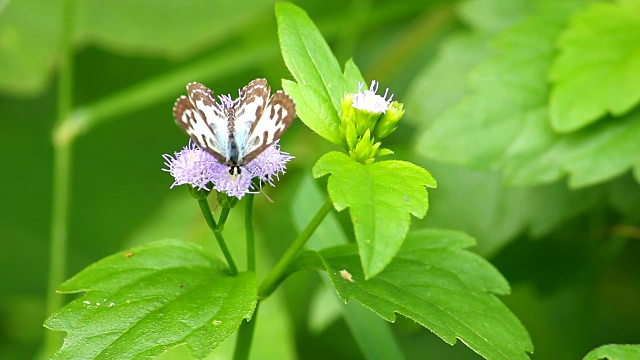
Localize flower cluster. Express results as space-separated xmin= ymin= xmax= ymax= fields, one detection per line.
xmin=162 ymin=140 xmax=293 ymax=199
xmin=340 ymin=80 xmax=404 ymax=164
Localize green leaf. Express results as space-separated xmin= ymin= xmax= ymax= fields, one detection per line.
xmin=342 ymin=300 xmax=407 ymax=360
xmin=275 ymin=2 xmax=346 ymax=111
xmin=343 ymin=58 xmax=366 ymax=93
xmin=458 ymin=0 xmax=535 ymax=34
xmin=292 ymin=176 xmax=406 ymax=360
xmin=75 ymin=0 xmax=273 ymax=58
xmin=416 ymin=10 xmax=566 ymax=170
xmin=312 ymin=229 xmax=533 ymax=360
xmin=282 ymin=79 xmax=344 ymax=147
xmin=0 ymin=0 xmax=274 ymax=96
xmin=313 ymin=152 xmax=436 ymax=278
xmin=422 ymin=161 xmax=606 ymax=256
xmin=44 ymin=240 xmax=257 ymax=360
xmin=276 ymin=2 xmax=348 ymax=146
xmin=0 ymin=0 xmax=62 ymax=95
xmin=405 ymin=32 xmax=494 ymax=125
xmin=583 ymin=344 xmax=640 ymax=360
xmin=505 ymin=108 xmax=640 ymax=188
xmin=443 ymin=0 xmax=563 ymax=113
xmin=550 ymin=2 xmax=640 ymax=132
xmin=413 ymin=2 xmax=640 ymax=188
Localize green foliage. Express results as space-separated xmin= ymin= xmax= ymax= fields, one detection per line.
xmin=282 ymin=79 xmax=344 ymax=146
xmin=75 ymin=0 xmax=273 ymax=57
xmin=279 ymin=2 xmax=436 ymax=279
xmin=292 ymin=177 xmax=406 ymax=360
xmin=4 ymin=0 xmax=640 ymax=359
xmin=276 ymin=2 xmax=347 ymax=146
xmin=421 ymin=161 xmax=606 ymax=256
xmin=413 ymin=0 xmax=640 ymax=189
xmin=583 ymin=344 xmax=640 ymax=360
xmin=0 ymin=0 xmax=274 ymax=95
xmin=0 ymin=0 xmax=62 ymax=95
xmin=550 ymin=1 xmax=640 ymax=132
xmin=45 ymin=240 xmax=257 ymax=359
xmin=296 ymin=229 xmax=532 ymax=360
xmin=343 ymin=59 xmax=366 ymax=91
xmin=313 ymin=152 xmax=436 ymax=278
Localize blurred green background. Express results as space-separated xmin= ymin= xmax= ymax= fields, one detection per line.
xmin=2 ymin=0 xmax=640 ymax=359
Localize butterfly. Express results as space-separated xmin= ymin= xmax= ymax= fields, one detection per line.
xmin=173 ymin=78 xmax=296 ymax=175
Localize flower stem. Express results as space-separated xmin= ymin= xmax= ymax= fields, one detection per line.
xmin=61 ymin=44 xmax=278 ymax=139
xmin=258 ymin=198 xmax=333 ymax=299
xmin=217 ymin=207 xmax=231 ymax=232
xmin=233 ymin=304 xmax=259 ymax=360
xmin=45 ymin=0 xmax=74 ymax=355
xmin=245 ymin=194 xmax=256 ymax=272
xmin=46 ymin=143 xmax=72 ymax=355
xmin=197 ymin=199 xmax=238 ymax=275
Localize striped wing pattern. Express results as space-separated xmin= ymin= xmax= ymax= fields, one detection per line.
xmin=173 ymin=82 xmax=229 ymax=164
xmin=172 ymin=78 xmax=296 ymax=167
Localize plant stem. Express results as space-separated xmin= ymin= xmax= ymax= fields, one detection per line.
xmin=45 ymin=0 xmax=74 ymax=355
xmin=197 ymin=199 xmax=238 ymax=275
xmin=217 ymin=207 xmax=231 ymax=232
xmin=245 ymin=194 xmax=255 ymax=272
xmin=59 ymin=44 xmax=278 ymax=140
xmin=45 ymin=143 xmax=72 ymax=355
xmin=233 ymin=305 xmax=259 ymax=360
xmin=258 ymin=198 xmax=333 ymax=299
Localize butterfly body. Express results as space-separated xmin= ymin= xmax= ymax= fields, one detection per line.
xmin=173 ymin=79 xmax=295 ymax=175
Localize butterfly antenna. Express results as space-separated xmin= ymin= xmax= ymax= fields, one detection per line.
xmin=260 ymin=189 xmax=275 ymax=203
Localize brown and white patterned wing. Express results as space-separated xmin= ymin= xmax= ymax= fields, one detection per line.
xmin=231 ymin=79 xmax=271 ymax=157
xmin=173 ymin=82 xmax=228 ymax=163
xmin=240 ymin=90 xmax=296 ymax=164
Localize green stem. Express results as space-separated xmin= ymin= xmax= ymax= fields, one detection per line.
xmin=45 ymin=144 xmax=72 ymax=355
xmin=258 ymin=198 xmax=333 ymax=299
xmin=45 ymin=0 xmax=74 ymax=355
xmin=56 ymin=44 xmax=278 ymax=143
xmin=233 ymin=305 xmax=259 ymax=360
xmin=197 ymin=199 xmax=238 ymax=275
xmin=217 ymin=207 xmax=231 ymax=232
xmin=245 ymin=194 xmax=255 ymax=272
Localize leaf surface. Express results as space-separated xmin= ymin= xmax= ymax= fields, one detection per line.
xmin=299 ymin=229 xmax=533 ymax=360
xmin=45 ymin=240 xmax=257 ymax=360
xmin=313 ymin=152 xmax=435 ymax=278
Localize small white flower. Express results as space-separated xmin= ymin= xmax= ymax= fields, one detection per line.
xmin=352 ymin=80 xmax=394 ymax=114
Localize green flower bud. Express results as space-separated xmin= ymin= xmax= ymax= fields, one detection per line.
xmin=340 ymin=93 xmax=356 ymax=132
xmin=187 ymin=185 xmax=211 ymax=200
xmin=374 ymin=101 xmax=404 ymax=139
xmin=217 ymin=191 xmax=239 ymax=209
xmin=350 ymin=129 xmax=377 ymax=164
xmin=354 ymin=110 xmax=383 ymax=138
xmin=376 ymin=148 xmax=394 ymax=157
xmin=367 ymin=141 xmax=382 ymax=164
xmin=345 ymin=121 xmax=358 ymax=150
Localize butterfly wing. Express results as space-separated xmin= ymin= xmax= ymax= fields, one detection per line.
xmin=173 ymin=82 xmax=228 ymax=163
xmin=231 ymin=79 xmax=271 ymax=163
xmin=239 ymin=87 xmax=296 ymax=164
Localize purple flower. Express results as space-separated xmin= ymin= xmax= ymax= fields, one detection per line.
xmin=246 ymin=141 xmax=294 ymax=186
xmin=162 ymin=140 xmax=293 ymax=199
xmin=209 ymin=162 xmax=255 ymax=198
xmin=352 ymin=80 xmax=394 ymax=114
xmin=162 ymin=140 xmax=218 ymax=191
